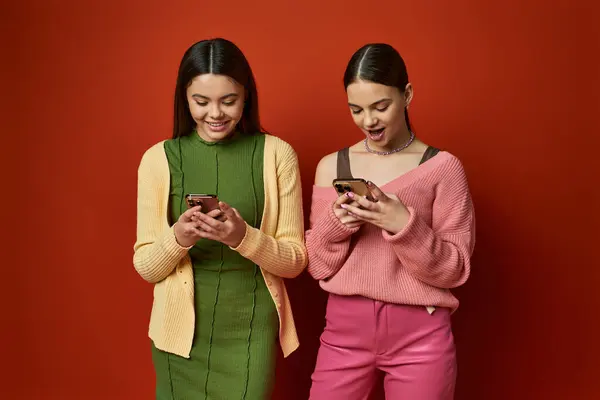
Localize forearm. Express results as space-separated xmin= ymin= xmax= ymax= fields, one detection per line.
xmin=133 ymin=226 xmax=191 ymax=283
xmin=232 ymin=224 xmax=307 ymax=278
xmin=306 ymin=205 xmax=359 ymax=280
xmin=384 ymin=208 xmax=474 ymax=288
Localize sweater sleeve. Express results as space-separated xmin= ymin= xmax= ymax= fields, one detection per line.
xmin=133 ymin=145 xmax=191 ymax=283
xmin=305 ymin=190 xmax=360 ymax=280
xmin=231 ymin=141 xmax=308 ymax=278
xmin=383 ymin=157 xmax=475 ymax=289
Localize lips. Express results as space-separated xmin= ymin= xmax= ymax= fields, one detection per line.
xmin=366 ymin=127 xmax=385 ymax=141
xmin=205 ymin=120 xmax=230 ymax=133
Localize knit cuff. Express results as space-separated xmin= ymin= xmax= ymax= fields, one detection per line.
xmin=312 ymin=203 xmax=360 ymax=242
xmin=166 ymin=225 xmax=194 ymax=252
xmin=229 ymin=222 xmax=258 ymax=257
xmin=381 ymin=207 xmax=427 ymax=245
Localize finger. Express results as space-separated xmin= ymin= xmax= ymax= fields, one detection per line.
xmin=181 ymin=206 xmax=202 ymax=221
xmin=184 ymin=224 xmax=203 ymax=237
xmin=346 ymin=192 xmax=376 ymax=210
xmin=232 ymin=208 xmax=243 ymax=220
xmin=194 ymin=229 xmax=215 ymax=241
xmin=340 ymin=216 xmax=361 ymax=225
xmin=345 ymin=221 xmax=364 ymax=229
xmin=195 ymin=219 xmax=216 ymax=233
xmin=219 ymin=201 xmax=237 ymax=218
xmin=341 ymin=203 xmax=374 ymax=220
xmin=334 ymin=193 xmax=352 ymax=207
xmin=366 ymin=181 xmax=388 ymax=202
xmin=206 ymin=209 xmax=224 ymax=219
xmin=193 ymin=210 xmax=222 ymax=228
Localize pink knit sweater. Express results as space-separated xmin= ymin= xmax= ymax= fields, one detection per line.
xmin=306 ymin=151 xmax=475 ymax=312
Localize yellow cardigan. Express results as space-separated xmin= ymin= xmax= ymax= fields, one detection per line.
xmin=133 ymin=134 xmax=308 ymax=358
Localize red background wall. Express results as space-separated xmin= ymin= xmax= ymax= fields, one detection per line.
xmin=3 ymin=0 xmax=599 ymax=399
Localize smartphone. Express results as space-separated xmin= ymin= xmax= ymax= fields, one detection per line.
xmin=332 ymin=178 xmax=375 ymax=201
xmin=185 ymin=194 xmax=220 ymax=213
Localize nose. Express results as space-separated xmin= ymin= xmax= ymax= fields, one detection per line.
xmin=208 ymin=104 xmax=223 ymax=120
xmin=363 ymin=111 xmax=378 ymax=128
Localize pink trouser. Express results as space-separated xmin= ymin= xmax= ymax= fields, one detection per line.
xmin=309 ymin=294 xmax=457 ymax=400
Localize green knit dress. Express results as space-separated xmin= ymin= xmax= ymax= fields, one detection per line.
xmin=151 ymin=131 xmax=279 ymax=400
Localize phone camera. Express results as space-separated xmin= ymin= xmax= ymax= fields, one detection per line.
xmin=343 ymin=185 xmax=351 ymax=192
xmin=334 ymin=184 xmax=343 ymax=192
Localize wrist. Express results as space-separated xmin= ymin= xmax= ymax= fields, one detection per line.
xmin=173 ymin=223 xmax=193 ymax=248
xmin=228 ymin=222 xmax=247 ymax=248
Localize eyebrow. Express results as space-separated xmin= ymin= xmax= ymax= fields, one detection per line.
xmin=192 ymin=93 xmax=239 ymax=100
xmin=348 ymin=97 xmax=392 ymax=108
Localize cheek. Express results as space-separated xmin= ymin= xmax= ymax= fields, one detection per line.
xmin=227 ymin=103 xmax=244 ymax=120
xmin=381 ymin=109 xmax=403 ymax=126
xmin=188 ymin=101 xmax=207 ymax=121
xmin=351 ymin=113 xmax=363 ymax=127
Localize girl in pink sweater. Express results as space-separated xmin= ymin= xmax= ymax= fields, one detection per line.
xmin=306 ymin=43 xmax=476 ymax=399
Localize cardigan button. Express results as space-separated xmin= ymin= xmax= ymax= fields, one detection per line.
xmin=267 ymin=280 xmax=273 ymax=286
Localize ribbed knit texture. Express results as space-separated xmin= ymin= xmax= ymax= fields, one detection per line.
xmin=133 ymin=134 xmax=307 ymax=359
xmin=306 ymin=151 xmax=475 ymax=312
xmin=151 ymin=132 xmax=277 ymax=399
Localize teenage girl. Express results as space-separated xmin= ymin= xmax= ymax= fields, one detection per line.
xmin=306 ymin=43 xmax=476 ymax=399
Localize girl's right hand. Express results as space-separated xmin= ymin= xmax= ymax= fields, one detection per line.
xmin=333 ymin=193 xmax=365 ymax=229
xmin=173 ymin=206 xmax=224 ymax=247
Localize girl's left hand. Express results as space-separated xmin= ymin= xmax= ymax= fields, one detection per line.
xmin=341 ymin=182 xmax=411 ymax=235
xmin=191 ymin=201 xmax=247 ymax=247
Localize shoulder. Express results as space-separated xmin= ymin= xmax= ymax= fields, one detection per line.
xmin=430 ymin=151 xmax=471 ymax=187
xmin=438 ymin=151 xmax=466 ymax=171
xmin=314 ymin=151 xmax=338 ymax=187
xmin=138 ymin=140 xmax=168 ymax=172
xmin=264 ymin=134 xmax=299 ymax=165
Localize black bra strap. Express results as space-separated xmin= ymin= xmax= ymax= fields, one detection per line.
xmin=419 ymin=146 xmax=440 ymax=165
xmin=336 ymin=147 xmax=353 ymax=178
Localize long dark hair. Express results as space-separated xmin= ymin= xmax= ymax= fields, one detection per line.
xmin=343 ymin=43 xmax=412 ymax=131
xmin=172 ymin=38 xmax=263 ymax=138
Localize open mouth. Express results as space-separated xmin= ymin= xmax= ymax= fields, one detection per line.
xmin=205 ymin=120 xmax=230 ymax=132
xmin=206 ymin=121 xmax=229 ymax=127
xmin=367 ymin=128 xmax=385 ymax=140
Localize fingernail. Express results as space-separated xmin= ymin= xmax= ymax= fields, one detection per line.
xmin=367 ymin=181 xmax=373 ymax=186
xmin=346 ymin=192 xmax=354 ymax=198
xmin=341 ymin=204 xmax=347 ymax=209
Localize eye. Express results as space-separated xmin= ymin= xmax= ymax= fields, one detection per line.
xmin=376 ymin=106 xmax=389 ymax=112
xmin=195 ymin=102 xmax=207 ymax=107
xmin=222 ymin=100 xmax=237 ymax=106
xmin=351 ymin=108 xmax=362 ymax=115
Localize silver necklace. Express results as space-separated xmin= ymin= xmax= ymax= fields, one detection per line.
xmin=364 ymin=131 xmax=415 ymax=155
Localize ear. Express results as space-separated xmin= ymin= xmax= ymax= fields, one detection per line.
xmin=404 ymin=83 xmax=414 ymax=108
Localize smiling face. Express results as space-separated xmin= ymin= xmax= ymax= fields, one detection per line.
xmin=186 ymin=73 xmax=245 ymax=142
xmin=346 ymin=79 xmax=413 ymax=148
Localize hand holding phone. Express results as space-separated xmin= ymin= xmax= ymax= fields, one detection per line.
xmin=185 ymin=194 xmax=226 ymax=222
xmin=173 ymin=205 xmax=221 ymax=247
xmin=331 ymin=178 xmax=376 ymax=229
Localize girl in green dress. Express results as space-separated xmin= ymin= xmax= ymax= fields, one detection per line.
xmin=133 ymin=38 xmax=307 ymax=400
